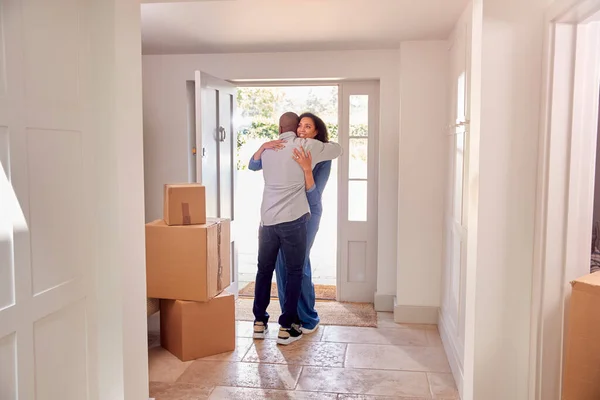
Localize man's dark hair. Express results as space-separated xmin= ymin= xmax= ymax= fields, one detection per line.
xmin=279 ymin=112 xmax=299 ymax=134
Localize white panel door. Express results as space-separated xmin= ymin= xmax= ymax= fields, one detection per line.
xmin=195 ymin=71 xmax=239 ymax=295
xmin=441 ymin=15 xmax=470 ymax=367
xmin=0 ymin=0 xmax=100 ymax=399
xmin=337 ymin=81 xmax=379 ymax=302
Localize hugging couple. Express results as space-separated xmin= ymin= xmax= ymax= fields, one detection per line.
xmin=249 ymin=111 xmax=342 ymax=345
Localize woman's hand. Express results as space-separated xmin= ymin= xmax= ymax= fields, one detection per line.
xmin=253 ymin=139 xmax=285 ymax=160
xmin=261 ymin=139 xmax=286 ymax=151
xmin=293 ymin=147 xmax=312 ymax=172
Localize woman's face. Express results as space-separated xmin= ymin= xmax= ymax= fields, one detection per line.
xmin=297 ymin=117 xmax=318 ymax=139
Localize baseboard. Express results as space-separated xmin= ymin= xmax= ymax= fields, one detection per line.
xmin=438 ymin=310 xmax=464 ymax=398
xmin=393 ymin=304 xmax=439 ymax=324
xmin=374 ymin=293 xmax=395 ymax=311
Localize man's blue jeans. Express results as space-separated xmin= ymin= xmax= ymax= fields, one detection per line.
xmin=275 ymin=212 xmax=321 ymax=330
xmin=253 ymin=213 xmax=308 ymax=328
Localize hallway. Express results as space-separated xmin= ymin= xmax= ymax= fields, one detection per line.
xmin=148 ymin=312 xmax=459 ymax=399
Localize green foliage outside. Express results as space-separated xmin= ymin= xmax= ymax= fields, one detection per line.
xmin=235 ymin=87 xmax=368 ymax=170
xmin=238 ymin=120 xmax=340 ymax=141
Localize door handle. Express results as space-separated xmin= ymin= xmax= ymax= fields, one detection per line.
xmin=219 ymin=126 xmax=226 ymax=142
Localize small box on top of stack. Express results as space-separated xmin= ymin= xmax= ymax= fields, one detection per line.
xmin=145 ymin=183 xmax=235 ymax=362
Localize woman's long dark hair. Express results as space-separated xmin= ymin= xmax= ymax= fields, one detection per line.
xmin=299 ymin=112 xmax=329 ymax=143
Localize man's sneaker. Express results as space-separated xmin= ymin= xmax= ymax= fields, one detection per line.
xmin=300 ymin=322 xmax=320 ymax=334
xmin=276 ymin=324 xmax=303 ymax=345
xmin=253 ymin=321 xmax=268 ymax=339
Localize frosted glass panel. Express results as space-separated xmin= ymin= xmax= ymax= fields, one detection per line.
xmin=453 ymin=131 xmax=464 ymax=223
xmin=349 ymin=95 xmax=368 ymax=137
xmin=349 ymin=138 xmax=368 ymax=179
xmin=456 ymin=72 xmax=466 ymax=119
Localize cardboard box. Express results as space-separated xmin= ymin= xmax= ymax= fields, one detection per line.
xmin=163 ymin=184 xmax=206 ymax=226
xmin=160 ymin=292 xmax=235 ymax=361
xmin=562 ymin=272 xmax=600 ymax=400
xmin=145 ymin=218 xmax=231 ymax=302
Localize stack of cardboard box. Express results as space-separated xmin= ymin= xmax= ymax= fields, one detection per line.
xmin=145 ymin=183 xmax=235 ymax=362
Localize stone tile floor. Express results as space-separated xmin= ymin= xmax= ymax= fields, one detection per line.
xmin=148 ymin=312 xmax=460 ymax=399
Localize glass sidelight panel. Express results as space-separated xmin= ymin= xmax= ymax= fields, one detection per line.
xmin=348 ymin=180 xmax=368 ymax=221
xmin=453 ymin=131 xmax=465 ymax=224
xmin=349 ymin=138 xmax=368 ymax=180
xmin=349 ymin=95 xmax=369 ymax=137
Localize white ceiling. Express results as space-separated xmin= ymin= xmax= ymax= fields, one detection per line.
xmin=141 ymin=0 xmax=469 ymax=55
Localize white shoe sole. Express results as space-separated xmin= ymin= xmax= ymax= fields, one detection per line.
xmin=301 ymin=324 xmax=320 ymax=334
xmin=276 ymin=334 xmax=303 ymax=345
xmin=252 ymin=326 xmax=268 ymax=339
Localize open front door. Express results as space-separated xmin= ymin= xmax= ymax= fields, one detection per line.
xmin=194 ymin=71 xmax=239 ymax=297
xmin=337 ymin=81 xmax=380 ymax=302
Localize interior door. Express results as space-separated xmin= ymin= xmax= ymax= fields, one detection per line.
xmin=0 ymin=0 xmax=102 ymax=398
xmin=337 ymin=81 xmax=379 ymax=302
xmin=194 ymin=71 xmax=239 ymax=296
xmin=441 ymin=16 xmax=470 ymax=366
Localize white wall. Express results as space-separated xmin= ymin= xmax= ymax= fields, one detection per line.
xmin=92 ymin=0 xmax=149 ymax=399
xmin=465 ymin=0 xmax=553 ymax=399
xmin=396 ymin=42 xmax=448 ymax=320
xmin=142 ymin=50 xmax=401 ymax=305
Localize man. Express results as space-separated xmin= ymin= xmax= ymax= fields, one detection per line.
xmin=251 ymin=112 xmax=342 ymax=345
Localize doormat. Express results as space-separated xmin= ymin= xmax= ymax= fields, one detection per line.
xmin=239 ymin=281 xmax=336 ymax=301
xmin=235 ymin=297 xmax=377 ymax=328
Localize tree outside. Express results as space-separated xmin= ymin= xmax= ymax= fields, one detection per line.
xmin=235 ymin=86 xmax=346 ymax=169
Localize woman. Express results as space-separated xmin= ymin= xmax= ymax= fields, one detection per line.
xmin=248 ymin=112 xmax=332 ymax=333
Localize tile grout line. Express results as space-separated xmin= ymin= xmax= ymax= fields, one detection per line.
xmin=206 ymin=385 xmax=217 ymax=399
xmin=154 ymin=344 xmax=449 ymax=373
xmin=208 ymin=359 xmax=450 ymax=375
xmin=294 ymin=365 xmax=304 ymax=390
xmin=319 ymin=338 xmax=437 ymax=347
xmin=238 ymin=341 xmax=254 ymax=362
xmin=425 ymin=372 xmax=434 ymax=399
xmin=211 ymin=386 xmax=342 ymax=398
xmin=342 ymin=342 xmax=349 ymax=368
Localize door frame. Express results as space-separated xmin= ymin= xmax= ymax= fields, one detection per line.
xmin=531 ymin=1 xmax=600 ymax=398
xmin=337 ymin=80 xmax=380 ymax=302
xmin=232 ymin=80 xmax=380 ymax=301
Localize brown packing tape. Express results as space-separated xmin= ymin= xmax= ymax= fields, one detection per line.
xmin=217 ymin=221 xmax=223 ymax=291
xmin=182 ymin=203 xmax=191 ymax=225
